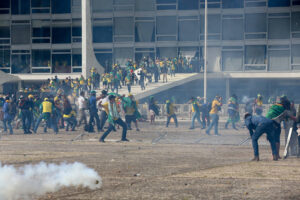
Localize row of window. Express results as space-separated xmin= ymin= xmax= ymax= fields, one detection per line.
xmin=92 ymin=13 xmax=300 ymax=43
xmin=0 ymin=49 xmax=81 ymax=74
xmin=92 ymin=0 xmax=300 ymax=12
xmin=0 ymin=0 xmax=82 ymax=15
xmin=0 ymin=20 xmax=81 ymax=45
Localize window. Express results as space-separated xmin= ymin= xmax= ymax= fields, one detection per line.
xmin=292 ymin=45 xmax=300 ymax=69
xmin=52 ymin=0 xmax=71 ymax=14
xmin=52 ymin=53 xmax=71 ymax=73
xmin=0 ymin=26 xmax=10 ymax=38
xmin=222 ymin=18 xmax=244 ymax=40
xmin=11 ymin=54 xmax=31 ymax=74
xmin=156 ymin=47 xmax=177 ymax=59
xmin=135 ymin=52 xmax=155 ymax=64
xmin=178 ymin=0 xmax=198 ymax=10
xmin=135 ymin=22 xmax=155 ymax=42
xmin=179 ymin=20 xmax=199 ymax=41
xmin=245 ymin=13 xmax=267 ymax=33
xmin=11 ymin=24 xmax=30 ymax=44
xmin=114 ymin=17 xmax=134 ymax=42
xmin=0 ymin=0 xmax=10 ymax=14
xmin=268 ymin=18 xmax=290 ymax=39
xmin=156 ymin=0 xmax=176 ymax=10
xmin=268 ymin=0 xmax=290 ymax=7
xmin=245 ymin=46 xmax=266 ymax=70
xmin=95 ymin=53 xmax=112 ymax=73
xmin=72 ymin=49 xmax=81 ymax=67
xmin=0 ymin=48 xmax=10 ymax=68
xmin=72 ymin=27 xmax=81 ymax=42
xmin=222 ymin=0 xmax=244 ymax=8
xmin=222 ymin=50 xmax=243 ymax=71
xmin=156 ymin=16 xmax=177 ymax=41
xmin=292 ymin=12 xmax=300 ymax=32
xmin=135 ymin=0 xmax=154 ymax=11
xmin=268 ymin=50 xmax=290 ymax=71
xmin=92 ymin=0 xmax=113 ymax=13
xmin=32 ymin=20 xmax=50 ymax=43
xmin=31 ymin=0 xmax=50 ymax=13
xmin=52 ymin=27 xmax=71 ymax=43
xmin=200 ymin=14 xmax=221 ymax=40
xmin=114 ymin=48 xmax=133 ymax=66
xmin=11 ymin=0 xmax=30 ymax=14
xmin=32 ymin=50 xmax=50 ymax=67
xmin=93 ymin=22 xmax=113 ymax=43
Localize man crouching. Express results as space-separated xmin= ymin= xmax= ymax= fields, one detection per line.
xmin=244 ymin=113 xmax=278 ymax=161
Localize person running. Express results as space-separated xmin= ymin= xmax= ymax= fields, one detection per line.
xmin=88 ymin=91 xmax=101 ymax=132
xmin=99 ymin=95 xmax=128 ymax=143
xmin=122 ymin=94 xmax=141 ymax=131
xmin=225 ymin=96 xmax=239 ymax=130
xmin=189 ymin=97 xmax=202 ymax=130
xmin=148 ymin=96 xmax=160 ymax=125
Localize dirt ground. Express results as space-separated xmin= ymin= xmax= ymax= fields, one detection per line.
xmin=1 ymin=121 xmax=300 ymax=200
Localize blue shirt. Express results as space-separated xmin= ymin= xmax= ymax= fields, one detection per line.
xmin=245 ymin=115 xmax=273 ymax=135
xmin=89 ymin=96 xmax=97 ymax=112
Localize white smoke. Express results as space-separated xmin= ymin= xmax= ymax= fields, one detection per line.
xmin=0 ymin=162 xmax=102 ymax=200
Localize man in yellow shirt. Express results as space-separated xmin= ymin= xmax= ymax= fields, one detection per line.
xmin=206 ymin=96 xmax=222 ymax=135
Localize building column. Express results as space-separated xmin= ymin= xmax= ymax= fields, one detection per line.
xmin=82 ymin=0 xmax=104 ymax=79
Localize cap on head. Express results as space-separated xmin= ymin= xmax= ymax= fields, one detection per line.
xmin=28 ymin=94 xmax=34 ymax=99
xmin=91 ymin=90 xmax=96 ymax=94
xmin=44 ymin=98 xmax=49 ymax=101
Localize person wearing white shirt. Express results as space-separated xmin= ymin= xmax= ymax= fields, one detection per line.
xmin=77 ymin=91 xmax=87 ymax=126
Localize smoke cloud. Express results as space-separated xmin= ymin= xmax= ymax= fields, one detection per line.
xmin=0 ymin=162 xmax=102 ymax=200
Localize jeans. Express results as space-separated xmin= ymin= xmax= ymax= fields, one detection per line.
xmin=252 ymin=122 xmax=277 ymax=157
xmin=206 ymin=114 xmax=219 ymax=134
xmin=190 ymin=112 xmax=202 ymax=128
xmin=166 ymin=114 xmax=178 ymax=127
xmin=3 ymin=117 xmax=13 ymax=134
xmin=99 ymin=110 xmax=108 ymax=130
xmin=78 ymin=108 xmax=87 ymax=126
xmin=89 ymin=111 xmax=101 ymax=131
xmin=64 ymin=116 xmax=77 ymax=131
xmin=201 ymin=112 xmax=210 ymax=128
xmin=125 ymin=115 xmax=137 ymax=129
xmin=100 ymin=118 xmax=127 ymax=141
xmin=21 ymin=110 xmax=32 ymax=133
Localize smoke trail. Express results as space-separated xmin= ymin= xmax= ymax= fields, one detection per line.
xmin=0 ymin=162 xmax=102 ymax=200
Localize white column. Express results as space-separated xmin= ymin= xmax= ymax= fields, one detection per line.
xmin=82 ymin=0 xmax=104 ymax=79
xmin=203 ymin=0 xmax=208 ymax=103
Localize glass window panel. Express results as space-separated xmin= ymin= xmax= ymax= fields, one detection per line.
xmin=95 ymin=53 xmax=112 ymax=73
xmin=222 ymin=19 xmax=244 ymax=40
xmin=114 ymin=17 xmax=134 ymax=36
xmin=92 ymin=0 xmax=113 ymax=12
xmin=294 ymin=0 xmax=300 ymax=5
xmin=93 ymin=26 xmax=113 ymax=43
xmin=222 ymin=51 xmax=243 ymax=71
xmin=52 ymin=27 xmax=71 ymax=43
xmin=32 ymin=27 xmax=50 ymax=37
xmin=222 ymin=0 xmax=244 ymax=8
xmin=72 ymin=27 xmax=81 ymax=36
xmin=31 ymin=0 xmax=50 ymax=7
xmin=156 ymin=16 xmax=177 ymax=35
xmin=292 ymin=12 xmax=300 ymax=32
xmin=135 ymin=52 xmax=155 ymax=64
xmin=52 ymin=0 xmax=71 ymax=14
xmin=292 ymin=45 xmax=300 ymax=64
xmin=245 ymin=46 xmax=266 ymax=64
xmin=11 ymin=0 xmax=30 ymax=14
xmin=52 ymin=54 xmax=71 ymax=73
xmin=245 ymin=13 xmax=267 ymax=33
xmin=157 ymin=47 xmax=177 ymax=59
xmin=268 ymin=50 xmax=290 ymax=71
xmin=135 ymin=22 xmax=155 ymax=42
xmin=32 ymin=50 xmax=50 ymax=67
xmin=156 ymin=0 xmax=176 ymax=3
xmin=268 ymin=0 xmax=290 ymax=7
xmin=0 ymin=0 xmax=10 ymax=8
xmin=268 ymin=18 xmax=290 ymax=39
xmin=11 ymin=25 xmax=30 ymax=44
xmin=206 ymin=47 xmax=221 ymax=72
xmin=11 ymin=54 xmax=30 ymax=74
xmin=178 ymin=0 xmax=198 ymax=10
xmin=32 ymin=68 xmax=50 ymax=73
xmin=179 ymin=20 xmax=199 ymax=41
xmin=200 ymin=14 xmax=221 ymax=34
xmin=0 ymin=49 xmax=10 ymax=68
xmin=114 ymin=48 xmax=133 ymax=66
xmin=72 ymin=54 xmax=81 ymax=66
xmin=0 ymin=26 xmax=10 ymax=38
xmin=135 ymin=0 xmax=154 ymax=11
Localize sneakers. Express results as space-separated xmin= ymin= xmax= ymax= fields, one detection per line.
xmin=121 ymin=138 xmax=129 ymax=142
xmin=251 ymin=156 xmax=259 ymax=161
xmin=99 ymin=139 xmax=105 ymax=143
xmin=136 ymin=128 xmax=140 ymax=131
